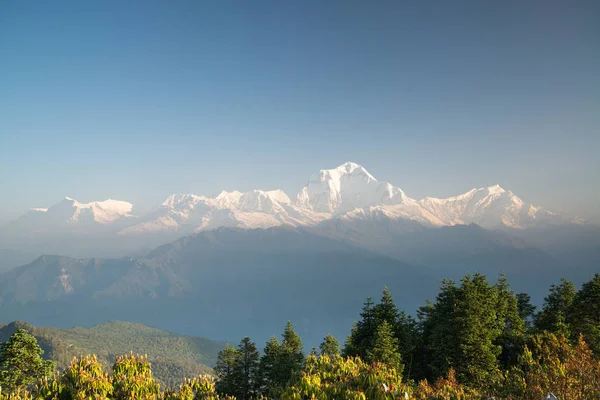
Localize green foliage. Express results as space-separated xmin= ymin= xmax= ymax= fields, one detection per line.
xmin=516 ymin=292 xmax=536 ymax=329
xmin=343 ymin=297 xmax=375 ymax=359
xmin=0 ymin=321 xmax=220 ymax=387
xmin=2 ymin=272 xmax=600 ymax=399
xmin=494 ymin=332 xmax=600 ymax=399
xmin=0 ymin=329 xmax=55 ymax=392
xmin=373 ymin=287 xmax=399 ymax=327
xmin=215 ymin=345 xmax=239 ymax=396
xmin=419 ymin=274 xmax=527 ymax=386
xmin=276 ymin=322 xmax=304 ymax=390
xmin=255 ymin=337 xmax=280 ymax=397
xmin=112 ymin=353 xmax=161 ymax=399
xmin=367 ymin=321 xmax=403 ymax=374
xmin=494 ymin=273 xmax=526 ymax=369
xmin=163 ymin=375 xmax=222 ymax=400
xmin=571 ymin=273 xmax=600 ymax=353
xmin=61 ymin=355 xmax=113 ymax=399
xmin=282 ymin=354 xmax=407 ymax=400
xmin=534 ymin=278 xmax=577 ymax=336
xmin=318 ymin=335 xmax=339 ymax=358
xmin=232 ymin=338 xmax=259 ymax=400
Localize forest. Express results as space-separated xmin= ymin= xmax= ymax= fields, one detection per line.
xmin=1 ymin=272 xmax=599 ymax=399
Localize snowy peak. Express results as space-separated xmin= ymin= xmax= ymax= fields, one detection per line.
xmin=296 ymin=161 xmax=410 ymax=214
xmin=9 ymin=197 xmax=134 ymax=232
xmin=239 ymin=190 xmax=291 ymax=212
xmin=162 ymin=194 xmax=207 ymax=209
xmin=4 ymin=162 xmax=578 ymax=235
xmin=418 ymin=184 xmax=557 ymax=229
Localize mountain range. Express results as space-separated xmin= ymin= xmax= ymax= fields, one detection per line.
xmin=4 ymin=162 xmax=578 ymax=237
xmin=0 ymin=162 xmax=582 ymax=265
xmin=0 ymin=162 xmax=597 ymax=346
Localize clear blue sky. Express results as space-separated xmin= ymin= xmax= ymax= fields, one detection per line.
xmin=1 ymin=0 xmax=599 ymax=219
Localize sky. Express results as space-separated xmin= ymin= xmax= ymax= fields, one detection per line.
xmin=1 ymin=0 xmax=599 ymax=220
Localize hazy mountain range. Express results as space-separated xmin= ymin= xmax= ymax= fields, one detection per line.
xmin=0 ymin=162 xmax=583 ymax=259
xmin=3 ymin=162 xmax=580 ymax=235
xmin=0 ymin=162 xmax=597 ymax=345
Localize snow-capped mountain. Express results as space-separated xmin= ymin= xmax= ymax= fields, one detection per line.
xmin=2 ymin=162 xmax=576 ymax=236
xmin=296 ymin=162 xmax=411 ymax=214
xmin=120 ymin=189 xmax=327 ymax=235
xmin=8 ymin=197 xmax=134 ymax=233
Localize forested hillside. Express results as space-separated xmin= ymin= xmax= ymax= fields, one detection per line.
xmin=0 ymin=321 xmax=224 ymax=387
xmin=1 ymin=272 xmax=599 ymax=399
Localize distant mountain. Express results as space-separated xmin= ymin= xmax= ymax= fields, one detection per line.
xmin=0 ymin=226 xmax=440 ymax=346
xmin=0 ymin=320 xmax=223 ymax=387
xmin=0 ymin=221 xmax=597 ymax=347
xmin=7 ymin=197 xmax=135 ymax=234
xmin=0 ymin=249 xmax=39 ymax=273
xmin=1 ymin=162 xmax=578 ymax=242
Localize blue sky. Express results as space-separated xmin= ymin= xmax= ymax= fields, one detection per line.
xmin=1 ymin=0 xmax=599 ymax=219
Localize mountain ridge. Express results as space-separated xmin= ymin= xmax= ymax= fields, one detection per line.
xmin=3 ymin=162 xmax=579 ymax=238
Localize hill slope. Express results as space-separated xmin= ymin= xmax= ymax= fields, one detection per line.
xmin=0 ymin=227 xmax=439 ymax=346
xmin=0 ymin=320 xmax=225 ymax=387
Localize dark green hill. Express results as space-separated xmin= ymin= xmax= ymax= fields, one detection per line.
xmin=0 ymin=320 xmax=225 ymax=387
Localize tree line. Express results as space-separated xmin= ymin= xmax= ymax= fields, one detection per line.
xmin=1 ymin=272 xmax=599 ymax=399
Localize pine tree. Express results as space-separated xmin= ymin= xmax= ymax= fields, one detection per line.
xmin=344 ymin=297 xmax=377 ymax=358
xmin=535 ymin=278 xmax=577 ymax=337
xmin=342 ymin=322 xmax=360 ymax=357
xmin=0 ymin=328 xmax=55 ymax=391
xmin=373 ymin=287 xmax=399 ymax=326
xmin=571 ymin=273 xmax=600 ymax=353
xmin=516 ymin=292 xmax=536 ymax=329
xmin=495 ymin=273 xmax=526 ymax=368
xmin=455 ymin=273 xmax=502 ymax=385
xmin=421 ymin=275 xmax=503 ymax=385
xmin=367 ymin=320 xmax=404 ymax=373
xmin=319 ymin=334 xmax=340 ymax=357
xmin=396 ymin=310 xmax=418 ymax=378
xmin=420 ymin=279 xmax=461 ymax=380
xmin=233 ymin=337 xmax=260 ymax=400
xmin=276 ymin=321 xmax=304 ymax=388
xmin=256 ymin=336 xmax=280 ymax=396
xmin=214 ymin=344 xmax=240 ymax=396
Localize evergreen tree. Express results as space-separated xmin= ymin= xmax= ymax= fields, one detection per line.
xmin=571 ymin=273 xmax=600 ymax=353
xmin=344 ymin=297 xmax=376 ymax=358
xmin=535 ymin=278 xmax=577 ymax=337
xmin=256 ymin=336 xmax=280 ymax=396
xmin=516 ymin=292 xmax=537 ymax=329
xmin=342 ymin=322 xmax=360 ymax=357
xmin=0 ymin=328 xmax=55 ymax=391
xmin=233 ymin=337 xmax=260 ymax=400
xmin=373 ymin=287 xmax=399 ymax=326
xmin=421 ymin=275 xmax=502 ymax=385
xmin=276 ymin=321 xmax=304 ymax=387
xmin=420 ymin=279 xmax=461 ymax=380
xmin=455 ymin=273 xmax=502 ymax=385
xmin=367 ymin=320 xmax=404 ymax=374
xmin=319 ymin=334 xmax=340 ymax=357
xmin=396 ymin=310 xmax=419 ymax=379
xmin=495 ymin=273 xmax=526 ymax=368
xmin=214 ymin=344 xmax=240 ymax=396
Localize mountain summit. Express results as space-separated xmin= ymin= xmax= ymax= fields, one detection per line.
xmin=2 ymin=162 xmax=575 ymax=237
xmin=296 ymin=161 xmax=410 ymax=214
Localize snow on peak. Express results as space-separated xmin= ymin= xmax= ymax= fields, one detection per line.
xmin=162 ymin=194 xmax=207 ymax=209
xmin=296 ymin=162 xmax=409 ymax=214
xmin=486 ymin=184 xmax=506 ymax=195
xmin=9 ymin=161 xmax=574 ymax=235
